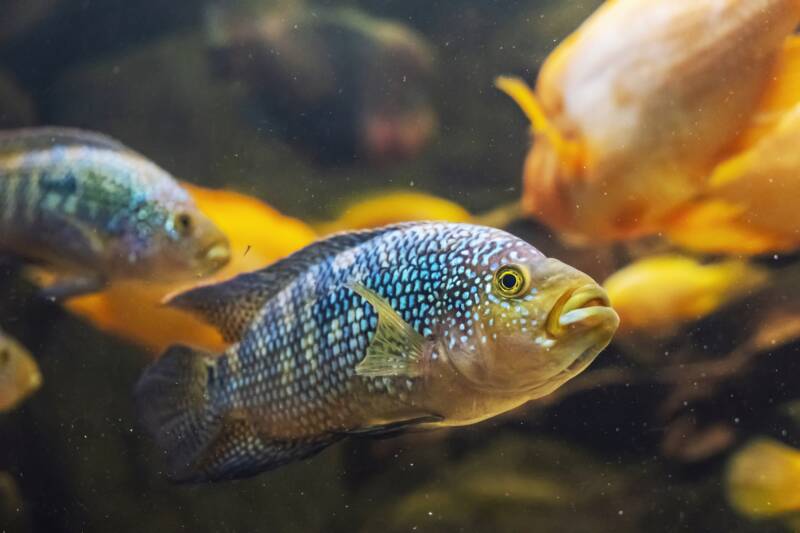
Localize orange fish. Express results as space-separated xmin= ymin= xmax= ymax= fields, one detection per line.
xmin=498 ymin=0 xmax=800 ymax=245
xmin=603 ymin=255 xmax=768 ymax=336
xmin=317 ymin=191 xmax=471 ymax=234
xmin=63 ymin=184 xmax=317 ymax=354
xmin=726 ymin=438 xmax=800 ymax=530
xmin=666 ymin=38 xmax=800 ymax=254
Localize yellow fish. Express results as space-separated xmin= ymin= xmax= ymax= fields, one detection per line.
xmin=603 ymin=255 xmax=768 ymax=336
xmin=667 ymin=43 xmax=800 ymax=254
xmin=63 ymin=183 xmax=316 ymax=354
xmin=317 ymin=191 xmax=471 ymax=234
xmin=0 ymin=330 xmax=41 ymax=412
xmin=726 ymin=438 xmax=800 ymax=531
xmin=497 ymin=0 xmax=800 ymax=245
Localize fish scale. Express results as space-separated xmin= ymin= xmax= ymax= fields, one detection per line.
xmin=137 ymin=221 xmax=619 ymax=482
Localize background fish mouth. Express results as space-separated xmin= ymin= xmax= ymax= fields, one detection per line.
xmin=196 ymin=241 xmax=231 ymax=274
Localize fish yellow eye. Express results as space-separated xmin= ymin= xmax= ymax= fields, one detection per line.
xmin=493 ymin=265 xmax=529 ymax=298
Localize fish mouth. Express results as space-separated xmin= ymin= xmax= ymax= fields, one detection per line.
xmin=196 ymin=240 xmax=231 ymax=274
xmin=545 ymin=284 xmax=616 ymax=337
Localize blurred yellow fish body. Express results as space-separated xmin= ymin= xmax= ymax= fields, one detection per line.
xmin=667 ymin=41 xmax=800 ymax=254
xmin=602 ymin=255 xmax=768 ymax=335
xmin=64 ymin=184 xmax=317 ymax=354
xmin=726 ymin=438 xmax=800 ymax=523
xmin=498 ymin=0 xmax=800 ymax=244
xmin=318 ymin=191 xmax=471 ymax=234
xmin=0 ymin=330 xmax=41 ymax=412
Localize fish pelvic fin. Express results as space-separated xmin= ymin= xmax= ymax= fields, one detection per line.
xmin=494 ymin=75 xmax=581 ymax=165
xmin=349 ymin=282 xmax=426 ymax=378
xmin=135 ymin=344 xmax=224 ymax=482
xmin=167 ymin=222 xmax=431 ymax=342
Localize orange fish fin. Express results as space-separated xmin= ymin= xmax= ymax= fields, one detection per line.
xmin=494 ymin=75 xmax=580 ymax=163
xmin=666 ymin=200 xmax=787 ymax=254
xmin=736 ymin=35 xmax=800 ymax=149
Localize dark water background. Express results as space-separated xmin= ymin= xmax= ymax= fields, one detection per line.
xmin=0 ymin=1 xmax=794 ymax=532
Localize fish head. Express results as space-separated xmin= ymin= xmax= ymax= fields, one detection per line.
xmin=442 ymin=239 xmax=618 ymax=400
xmin=155 ymin=202 xmax=232 ymax=280
xmin=124 ymin=194 xmax=231 ymax=282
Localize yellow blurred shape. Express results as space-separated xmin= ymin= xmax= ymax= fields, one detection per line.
xmin=668 ymin=96 xmax=800 ymax=253
xmin=64 ymin=183 xmax=317 ymax=355
xmin=0 ymin=331 xmax=41 ymax=412
xmin=727 ymin=438 xmax=800 ymax=518
xmin=319 ymin=191 xmax=470 ymax=234
xmin=603 ymin=255 xmax=768 ymax=335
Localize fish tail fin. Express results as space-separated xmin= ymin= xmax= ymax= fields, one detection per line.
xmin=135 ymin=344 xmax=223 ymax=482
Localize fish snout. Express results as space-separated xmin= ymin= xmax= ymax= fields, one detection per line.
xmin=545 ymin=284 xmax=618 ymax=337
xmin=196 ymin=238 xmax=231 ymax=275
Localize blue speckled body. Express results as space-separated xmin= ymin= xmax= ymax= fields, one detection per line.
xmin=215 ymin=223 xmax=536 ymax=429
xmin=139 ymin=221 xmax=616 ymax=481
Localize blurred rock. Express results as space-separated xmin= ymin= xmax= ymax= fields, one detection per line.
xmin=0 ymin=71 xmax=36 ymax=128
xmin=0 ymin=0 xmax=62 ymax=45
xmin=209 ymin=5 xmax=437 ymax=164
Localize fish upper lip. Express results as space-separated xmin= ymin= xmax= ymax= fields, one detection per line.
xmin=546 ymin=285 xmax=613 ymax=336
xmin=197 ymin=241 xmax=231 ymax=271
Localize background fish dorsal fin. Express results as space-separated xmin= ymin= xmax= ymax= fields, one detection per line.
xmin=168 ymin=222 xmax=427 ymax=342
xmin=0 ymin=127 xmax=128 ymax=155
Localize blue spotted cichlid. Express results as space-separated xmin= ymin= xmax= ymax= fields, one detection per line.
xmin=136 ymin=222 xmax=619 ymax=482
xmin=0 ymin=127 xmax=230 ymax=299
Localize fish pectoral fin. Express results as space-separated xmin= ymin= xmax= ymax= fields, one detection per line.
xmin=339 ymin=414 xmax=443 ymax=439
xmin=37 ymin=272 xmax=106 ymax=301
xmin=348 ymin=282 xmax=426 ymax=378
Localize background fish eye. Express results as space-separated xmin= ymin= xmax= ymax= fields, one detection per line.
xmin=493 ymin=264 xmax=529 ymax=298
xmin=169 ymin=212 xmax=193 ymax=239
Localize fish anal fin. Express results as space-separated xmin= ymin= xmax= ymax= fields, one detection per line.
xmin=349 ymin=282 xmax=426 ymax=378
xmin=178 ymin=419 xmax=338 ymax=483
xmin=340 ymin=414 xmax=443 ymax=439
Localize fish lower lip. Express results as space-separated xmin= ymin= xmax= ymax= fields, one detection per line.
xmin=199 ymin=243 xmax=231 ymax=271
xmin=547 ymin=285 xmax=613 ymax=335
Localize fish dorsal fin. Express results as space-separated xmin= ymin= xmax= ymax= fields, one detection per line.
xmin=349 ymin=282 xmax=426 ymax=378
xmin=0 ymin=127 xmax=128 ymax=155
xmin=168 ymin=223 xmax=426 ymax=342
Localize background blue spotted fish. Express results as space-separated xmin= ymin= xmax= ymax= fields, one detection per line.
xmin=0 ymin=127 xmax=230 ymax=299
xmin=136 ymin=221 xmax=618 ymax=482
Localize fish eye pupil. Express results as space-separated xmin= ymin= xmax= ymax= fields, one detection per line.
xmin=501 ymin=273 xmax=517 ymax=289
xmin=175 ymin=213 xmax=192 ymax=236
xmin=494 ymin=265 xmax=527 ymax=297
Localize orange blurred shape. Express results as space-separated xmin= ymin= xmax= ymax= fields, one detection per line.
xmin=603 ymin=255 xmax=768 ymax=336
xmin=726 ymin=438 xmax=800 ymax=519
xmin=498 ymin=0 xmax=800 ymax=245
xmin=667 ymin=39 xmax=800 ymax=254
xmin=64 ymin=183 xmax=317 ymax=355
xmin=318 ymin=191 xmax=471 ymax=234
